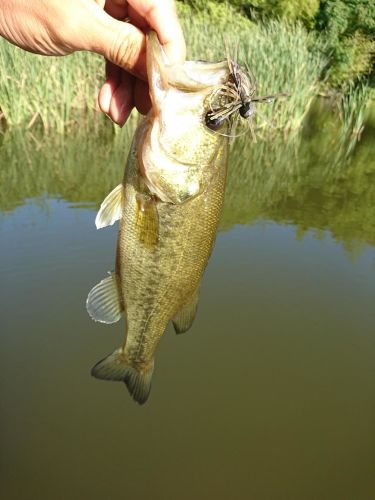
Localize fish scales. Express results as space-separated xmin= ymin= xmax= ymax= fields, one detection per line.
xmin=87 ymin=31 xmax=231 ymax=404
xmin=118 ymin=138 xmax=227 ymax=366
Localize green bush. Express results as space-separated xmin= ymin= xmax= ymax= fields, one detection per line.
xmin=316 ymin=0 xmax=375 ymax=37
xmin=178 ymin=2 xmax=326 ymax=133
xmin=179 ymin=0 xmax=320 ymax=27
xmin=327 ymin=32 xmax=375 ymax=87
xmin=179 ymin=0 xmax=375 ymax=88
xmin=314 ymin=0 xmax=375 ymax=87
xmin=177 ymin=1 xmax=253 ymax=31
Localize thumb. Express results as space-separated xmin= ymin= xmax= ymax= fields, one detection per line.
xmin=85 ymin=6 xmax=147 ymax=79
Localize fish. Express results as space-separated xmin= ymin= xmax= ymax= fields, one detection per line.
xmin=86 ymin=31 xmax=234 ymax=405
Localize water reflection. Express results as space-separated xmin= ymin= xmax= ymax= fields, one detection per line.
xmin=223 ymin=115 xmax=375 ymax=254
xmin=1 ymin=106 xmax=375 ymax=500
xmin=1 ymin=105 xmax=374 ymax=253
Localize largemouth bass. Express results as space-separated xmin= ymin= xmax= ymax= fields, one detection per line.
xmin=87 ymin=32 xmax=233 ymax=404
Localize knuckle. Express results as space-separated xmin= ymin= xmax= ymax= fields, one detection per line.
xmin=109 ymin=29 xmax=140 ymax=70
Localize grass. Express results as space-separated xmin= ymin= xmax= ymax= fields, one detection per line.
xmin=0 ymin=44 xmax=103 ymax=133
xmin=180 ymin=11 xmax=327 ymax=133
xmin=0 ymin=3 xmax=328 ymax=134
xmin=0 ymin=2 xmax=372 ymax=143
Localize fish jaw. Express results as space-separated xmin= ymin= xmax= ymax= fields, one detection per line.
xmin=138 ymin=116 xmax=202 ymax=204
xmin=146 ymin=31 xmax=229 ymax=107
xmin=139 ymin=32 xmax=230 ymax=204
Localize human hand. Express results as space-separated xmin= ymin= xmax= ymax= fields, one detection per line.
xmin=0 ymin=0 xmax=185 ymax=125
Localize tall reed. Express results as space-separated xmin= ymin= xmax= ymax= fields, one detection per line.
xmin=0 ymin=6 xmax=326 ymax=134
xmin=180 ymin=10 xmax=327 ymax=134
xmin=0 ymin=42 xmax=103 ymax=133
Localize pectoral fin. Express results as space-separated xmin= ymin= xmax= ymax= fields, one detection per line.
xmin=172 ymin=289 xmax=199 ymax=334
xmin=86 ymin=272 xmax=123 ymax=324
xmin=95 ymin=184 xmax=124 ymax=229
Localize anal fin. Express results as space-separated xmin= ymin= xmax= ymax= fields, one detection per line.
xmin=172 ymin=289 xmax=199 ymax=334
xmin=95 ymin=183 xmax=124 ymax=229
xmin=86 ymin=272 xmax=123 ymax=324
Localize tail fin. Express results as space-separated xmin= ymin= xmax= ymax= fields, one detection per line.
xmin=91 ymin=349 xmax=154 ymax=405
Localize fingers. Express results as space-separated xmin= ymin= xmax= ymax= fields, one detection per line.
xmin=134 ymin=79 xmax=151 ymax=115
xmin=128 ymin=0 xmax=186 ymax=64
xmin=98 ymin=62 xmax=135 ymax=126
xmin=102 ymin=0 xmax=128 ymax=19
xmin=98 ymin=62 xmax=121 ymax=114
xmin=109 ymin=71 xmax=134 ymax=125
xmin=87 ymin=0 xmax=185 ymax=75
xmin=85 ymin=4 xmax=147 ymax=78
xmin=98 ymin=70 xmax=151 ymax=124
xmin=91 ymin=0 xmax=186 ymax=126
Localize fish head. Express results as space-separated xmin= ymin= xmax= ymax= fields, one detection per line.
xmin=139 ymin=32 xmax=231 ymax=204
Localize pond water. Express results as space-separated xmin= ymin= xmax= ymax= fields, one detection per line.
xmin=1 ymin=105 xmax=375 ymax=500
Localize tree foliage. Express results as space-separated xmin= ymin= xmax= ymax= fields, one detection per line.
xmin=181 ymin=1 xmax=319 ymax=27
xmin=315 ymin=0 xmax=375 ymax=87
xmin=179 ymin=0 xmax=375 ymax=88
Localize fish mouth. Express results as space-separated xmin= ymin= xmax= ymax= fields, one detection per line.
xmin=147 ymin=31 xmax=230 ymax=93
xmin=138 ymin=32 xmax=231 ymax=205
xmin=166 ymin=60 xmax=230 ymax=90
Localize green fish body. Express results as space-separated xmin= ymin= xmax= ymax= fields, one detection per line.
xmin=87 ymin=32 xmax=230 ymax=404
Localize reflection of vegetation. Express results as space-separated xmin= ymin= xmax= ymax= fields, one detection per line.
xmin=0 ymin=118 xmax=135 ymax=213
xmin=1 ymin=107 xmax=374 ymax=254
xmin=337 ymin=83 xmax=371 ymax=158
xmin=221 ymin=105 xmax=375 ymax=252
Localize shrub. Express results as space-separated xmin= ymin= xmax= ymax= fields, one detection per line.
xmin=315 ymin=0 xmax=375 ymax=87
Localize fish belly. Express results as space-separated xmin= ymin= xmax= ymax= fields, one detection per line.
xmin=116 ymin=141 xmax=227 ymax=366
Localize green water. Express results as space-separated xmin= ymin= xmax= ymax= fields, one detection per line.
xmin=1 ymin=106 xmax=375 ymax=500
